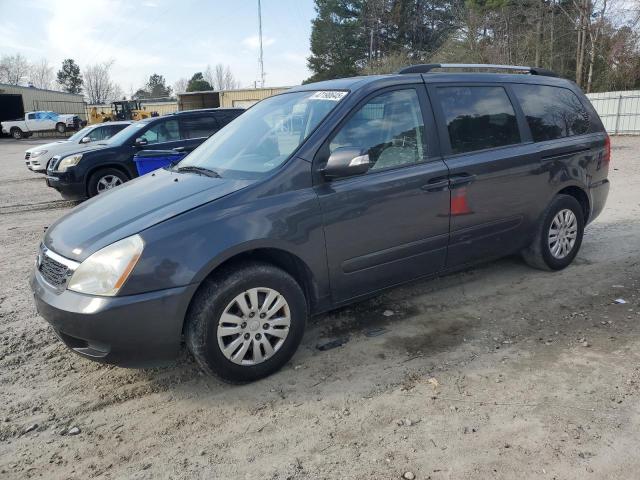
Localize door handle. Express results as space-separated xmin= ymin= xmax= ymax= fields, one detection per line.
xmin=449 ymin=174 xmax=476 ymax=188
xmin=421 ymin=179 xmax=449 ymax=192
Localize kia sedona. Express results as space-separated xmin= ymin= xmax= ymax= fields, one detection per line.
xmin=45 ymin=108 xmax=244 ymax=199
xmin=31 ymin=64 xmax=610 ymax=383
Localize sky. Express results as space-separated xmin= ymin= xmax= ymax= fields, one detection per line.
xmin=0 ymin=0 xmax=316 ymax=92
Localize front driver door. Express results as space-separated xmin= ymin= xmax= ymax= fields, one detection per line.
xmin=315 ymin=86 xmax=450 ymax=304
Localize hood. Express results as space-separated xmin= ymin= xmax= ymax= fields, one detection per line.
xmin=25 ymin=141 xmax=68 ymax=153
xmin=44 ymin=168 xmax=253 ymax=261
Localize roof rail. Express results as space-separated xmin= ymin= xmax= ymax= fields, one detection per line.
xmin=396 ymin=63 xmax=558 ymax=77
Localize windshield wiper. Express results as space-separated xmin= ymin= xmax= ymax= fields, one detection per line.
xmin=175 ymin=165 xmax=221 ymax=178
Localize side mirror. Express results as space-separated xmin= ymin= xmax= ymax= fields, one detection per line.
xmin=80 ymin=136 xmax=92 ymax=144
xmin=321 ymin=147 xmax=371 ymax=179
xmin=134 ymin=137 xmax=148 ymax=147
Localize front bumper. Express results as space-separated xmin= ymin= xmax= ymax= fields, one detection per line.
xmin=26 ymin=158 xmax=47 ymax=172
xmin=30 ymin=268 xmax=198 ymax=367
xmin=45 ymin=170 xmax=86 ymax=199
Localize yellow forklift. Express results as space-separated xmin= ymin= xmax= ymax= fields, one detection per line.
xmin=88 ymin=101 xmax=158 ymax=124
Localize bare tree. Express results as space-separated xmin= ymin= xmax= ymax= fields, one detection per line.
xmin=30 ymin=59 xmax=54 ymax=90
xmin=203 ymin=64 xmax=240 ymax=90
xmin=84 ymin=61 xmax=120 ymax=104
xmin=0 ymin=53 xmax=30 ymax=85
xmin=173 ymin=77 xmax=188 ymax=94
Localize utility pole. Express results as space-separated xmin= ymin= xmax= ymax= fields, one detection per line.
xmin=258 ymin=0 xmax=265 ymax=88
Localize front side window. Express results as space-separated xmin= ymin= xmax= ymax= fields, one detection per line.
xmin=139 ymin=119 xmax=180 ymax=144
xmin=178 ymin=90 xmax=345 ymax=178
xmin=181 ymin=115 xmax=219 ymax=139
xmin=329 ymin=89 xmax=425 ymax=171
xmin=437 ymin=86 xmax=521 ymax=154
xmin=512 ymin=84 xmax=589 ymax=141
xmin=87 ymin=126 xmax=112 ymax=141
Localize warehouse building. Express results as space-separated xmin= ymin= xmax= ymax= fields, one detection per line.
xmin=177 ymin=87 xmax=290 ymax=111
xmin=0 ymin=83 xmax=86 ymax=123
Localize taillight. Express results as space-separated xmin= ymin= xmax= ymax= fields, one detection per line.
xmin=604 ymin=134 xmax=611 ymax=164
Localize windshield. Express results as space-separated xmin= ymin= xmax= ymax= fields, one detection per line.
xmin=103 ymin=121 xmax=150 ymax=146
xmin=67 ymin=126 xmax=94 ymax=143
xmin=177 ymin=90 xmax=346 ymax=178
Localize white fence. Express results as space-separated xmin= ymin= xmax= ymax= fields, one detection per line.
xmin=586 ymin=90 xmax=640 ymax=135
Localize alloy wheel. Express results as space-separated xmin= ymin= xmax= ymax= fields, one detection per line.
xmin=96 ymin=175 xmax=123 ymax=193
xmin=548 ymin=208 xmax=578 ymax=259
xmin=217 ymin=287 xmax=291 ymax=366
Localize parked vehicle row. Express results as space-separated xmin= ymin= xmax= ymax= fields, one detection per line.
xmin=25 ymin=122 xmax=132 ymax=172
xmin=30 ymin=64 xmax=610 ymax=383
xmin=44 ymin=108 xmax=243 ymax=198
xmin=2 ymin=111 xmax=81 ymax=139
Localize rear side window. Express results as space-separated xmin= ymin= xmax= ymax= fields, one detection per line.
xmin=216 ymin=111 xmax=243 ymax=124
xmin=181 ymin=115 xmax=219 ymax=139
xmin=512 ymin=84 xmax=589 ymax=141
xmin=436 ymin=86 xmax=520 ymax=154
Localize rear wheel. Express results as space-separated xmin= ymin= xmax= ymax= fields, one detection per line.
xmin=55 ymin=122 xmax=66 ymax=134
xmin=186 ymin=262 xmax=307 ymax=383
xmin=11 ymin=128 xmax=23 ymax=139
xmin=522 ymin=194 xmax=585 ymax=270
xmin=87 ymin=168 xmax=127 ymax=197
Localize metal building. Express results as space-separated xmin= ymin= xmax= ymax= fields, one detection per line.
xmin=177 ymin=87 xmax=290 ymax=111
xmin=0 ymin=83 xmax=86 ymax=123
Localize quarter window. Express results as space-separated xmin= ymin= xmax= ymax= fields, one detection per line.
xmin=139 ymin=119 xmax=180 ymax=144
xmin=329 ymin=89 xmax=426 ymax=172
xmin=512 ymin=84 xmax=589 ymax=141
xmin=437 ymin=86 xmax=521 ymax=154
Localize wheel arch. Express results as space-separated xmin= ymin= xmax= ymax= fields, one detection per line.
xmin=85 ymin=163 xmax=133 ymax=196
xmin=556 ymin=185 xmax=590 ymax=222
xmin=181 ymin=246 xmax=319 ymax=334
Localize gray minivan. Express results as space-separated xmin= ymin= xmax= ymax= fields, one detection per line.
xmin=31 ymin=64 xmax=610 ymax=383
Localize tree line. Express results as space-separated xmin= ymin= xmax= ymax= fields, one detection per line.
xmin=306 ymin=0 xmax=640 ymax=92
xmin=0 ymin=54 xmax=241 ymax=104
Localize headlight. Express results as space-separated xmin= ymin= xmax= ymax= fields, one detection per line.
xmin=31 ymin=150 xmax=47 ymax=158
xmin=56 ymin=153 xmax=83 ymax=172
xmin=68 ymin=235 xmax=144 ymax=296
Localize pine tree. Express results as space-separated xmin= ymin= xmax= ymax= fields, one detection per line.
xmin=56 ymin=59 xmax=83 ymax=94
xmin=306 ymin=0 xmax=366 ymax=83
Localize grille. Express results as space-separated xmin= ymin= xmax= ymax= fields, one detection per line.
xmin=25 ymin=152 xmax=31 ymax=160
xmin=39 ymin=253 xmax=71 ymax=288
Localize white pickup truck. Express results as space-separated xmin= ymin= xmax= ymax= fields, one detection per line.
xmin=1 ymin=111 xmax=80 ymax=139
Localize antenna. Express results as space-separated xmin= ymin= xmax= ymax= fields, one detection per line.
xmin=258 ymin=0 xmax=265 ymax=88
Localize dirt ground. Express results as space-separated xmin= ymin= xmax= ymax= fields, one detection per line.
xmin=0 ymin=136 xmax=639 ymax=480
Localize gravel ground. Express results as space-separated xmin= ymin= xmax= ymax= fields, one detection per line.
xmin=1 ymin=136 xmax=639 ymax=479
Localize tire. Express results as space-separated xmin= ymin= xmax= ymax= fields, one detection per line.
xmin=522 ymin=194 xmax=585 ymax=271
xmin=55 ymin=122 xmax=66 ymax=134
xmin=11 ymin=128 xmax=23 ymax=139
xmin=186 ymin=261 xmax=307 ymax=383
xmin=87 ymin=168 xmax=128 ymax=197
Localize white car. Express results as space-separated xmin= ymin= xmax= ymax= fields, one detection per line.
xmin=25 ymin=121 xmax=132 ymax=172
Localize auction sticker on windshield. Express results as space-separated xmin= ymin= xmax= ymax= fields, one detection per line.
xmin=310 ymin=91 xmax=348 ymax=101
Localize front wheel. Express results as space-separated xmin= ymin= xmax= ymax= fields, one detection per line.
xmin=55 ymin=122 xmax=66 ymax=134
xmin=87 ymin=168 xmax=127 ymax=197
xmin=522 ymin=194 xmax=585 ymax=270
xmin=186 ymin=262 xmax=307 ymax=383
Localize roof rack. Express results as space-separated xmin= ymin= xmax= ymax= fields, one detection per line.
xmin=396 ymin=63 xmax=558 ymax=77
